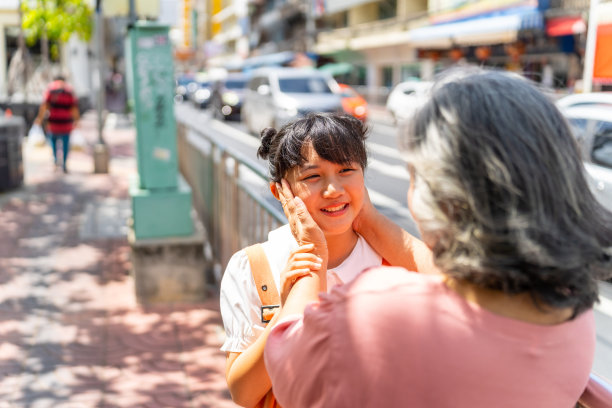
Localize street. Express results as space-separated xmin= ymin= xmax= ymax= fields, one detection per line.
xmin=178 ymin=102 xmax=612 ymax=382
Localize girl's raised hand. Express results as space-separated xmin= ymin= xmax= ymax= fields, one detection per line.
xmin=279 ymin=244 xmax=323 ymax=305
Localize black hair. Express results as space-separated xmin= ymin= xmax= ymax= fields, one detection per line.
xmin=257 ymin=113 xmax=368 ymax=182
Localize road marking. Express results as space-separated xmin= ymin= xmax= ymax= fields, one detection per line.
xmin=595 ymin=295 xmax=612 ymax=318
xmin=368 ymin=158 xmax=409 ymax=181
xmin=367 ymin=141 xmax=403 ymax=160
xmin=368 ymin=188 xmax=413 ymax=219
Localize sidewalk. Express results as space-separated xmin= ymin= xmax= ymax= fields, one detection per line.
xmin=0 ymin=112 xmax=237 ymax=407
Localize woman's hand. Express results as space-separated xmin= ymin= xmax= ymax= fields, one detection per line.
xmin=280 ymin=244 xmax=323 ymax=305
xmin=277 ymin=179 xmax=328 ymax=265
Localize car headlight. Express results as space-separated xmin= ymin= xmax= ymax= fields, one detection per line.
xmin=195 ymin=88 xmax=211 ymax=102
xmin=276 ymin=95 xmax=298 ymax=117
xmin=279 ymin=105 xmax=298 ymax=117
xmin=222 ymin=91 xmax=239 ymax=106
xmin=354 ymin=105 xmax=366 ymax=116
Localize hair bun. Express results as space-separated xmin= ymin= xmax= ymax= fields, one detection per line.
xmin=257 ymin=127 xmax=277 ymax=159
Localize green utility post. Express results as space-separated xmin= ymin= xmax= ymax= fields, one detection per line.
xmin=126 ymin=22 xmax=193 ymax=239
xmin=126 ymin=22 xmax=206 ymax=305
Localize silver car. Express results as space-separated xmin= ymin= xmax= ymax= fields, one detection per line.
xmin=242 ymin=67 xmax=343 ymax=135
xmin=561 ymin=105 xmax=612 ymax=211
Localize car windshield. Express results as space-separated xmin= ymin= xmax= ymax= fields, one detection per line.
xmin=225 ymin=79 xmax=247 ymax=89
xmin=592 ymin=121 xmax=612 ymax=169
xmin=278 ymin=77 xmax=332 ymax=93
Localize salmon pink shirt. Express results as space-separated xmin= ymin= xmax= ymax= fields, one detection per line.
xmin=264 ymin=267 xmax=595 ymax=408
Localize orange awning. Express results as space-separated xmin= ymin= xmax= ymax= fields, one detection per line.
xmin=594 ymin=23 xmax=612 ymax=83
xmin=546 ymin=16 xmax=586 ymax=36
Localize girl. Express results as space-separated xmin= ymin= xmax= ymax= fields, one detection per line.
xmin=219 ymin=113 xmax=430 ymax=407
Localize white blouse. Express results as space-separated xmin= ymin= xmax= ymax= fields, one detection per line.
xmin=220 ymin=224 xmax=382 ymax=352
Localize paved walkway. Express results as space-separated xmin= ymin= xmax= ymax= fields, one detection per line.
xmin=0 ymin=112 xmax=237 ymax=407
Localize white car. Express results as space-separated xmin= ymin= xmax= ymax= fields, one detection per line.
xmin=562 ymin=105 xmax=612 ymax=211
xmin=556 ymin=92 xmax=612 ymax=111
xmin=386 ymin=81 xmax=433 ymax=124
xmin=242 ymin=67 xmax=342 ymax=135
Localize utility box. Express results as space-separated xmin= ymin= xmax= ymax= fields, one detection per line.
xmin=0 ymin=117 xmax=24 ymax=191
xmin=125 ymin=22 xmax=194 ymax=240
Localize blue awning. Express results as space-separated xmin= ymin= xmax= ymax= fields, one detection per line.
xmin=409 ymin=7 xmax=543 ymax=48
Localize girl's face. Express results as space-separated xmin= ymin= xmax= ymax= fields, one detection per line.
xmin=285 ymin=144 xmax=365 ymax=238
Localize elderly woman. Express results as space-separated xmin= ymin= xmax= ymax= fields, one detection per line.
xmin=263 ymin=69 xmax=612 ymax=408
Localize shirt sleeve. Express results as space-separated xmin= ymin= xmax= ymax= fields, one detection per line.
xmin=264 ymin=296 xmax=337 ymax=408
xmin=219 ymin=250 xmax=263 ymax=352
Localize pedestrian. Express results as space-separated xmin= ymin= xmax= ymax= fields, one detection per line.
xmin=219 ymin=113 xmax=434 ymax=407
xmin=34 ymin=74 xmax=79 ymax=173
xmin=265 ymin=69 xmax=612 ymax=408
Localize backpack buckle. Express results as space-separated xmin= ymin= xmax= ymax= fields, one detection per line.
xmin=261 ymin=305 xmax=280 ymax=323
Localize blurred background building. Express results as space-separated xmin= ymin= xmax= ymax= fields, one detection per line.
xmin=1 ymin=0 xmax=612 ymax=112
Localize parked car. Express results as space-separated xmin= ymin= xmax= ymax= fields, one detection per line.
xmin=175 ymin=73 xmax=196 ymax=103
xmin=337 ymin=83 xmax=368 ymax=122
xmin=386 ymin=80 xmax=432 ymax=124
xmin=209 ymin=73 xmax=250 ymax=121
xmin=192 ymin=80 xmax=213 ymax=109
xmin=562 ymin=105 xmax=612 ymax=211
xmin=242 ymin=67 xmax=343 ymax=135
xmin=556 ymin=92 xmax=612 ymax=111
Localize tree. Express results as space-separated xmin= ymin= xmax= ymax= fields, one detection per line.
xmin=20 ymin=0 xmax=93 ymax=66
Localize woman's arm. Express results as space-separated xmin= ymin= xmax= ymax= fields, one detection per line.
xmin=353 ymin=189 xmax=436 ymax=273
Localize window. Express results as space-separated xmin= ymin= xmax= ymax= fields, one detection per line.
xmin=379 ymin=0 xmax=397 ymax=20
xmin=225 ymin=79 xmax=248 ymax=89
xmin=278 ymin=77 xmax=332 ymax=93
xmin=382 ymin=66 xmax=393 ymax=88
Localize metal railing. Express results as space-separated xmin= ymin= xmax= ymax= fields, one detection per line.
xmin=577 ymin=372 xmax=612 ymax=408
xmin=175 ymin=107 xmax=286 ymax=281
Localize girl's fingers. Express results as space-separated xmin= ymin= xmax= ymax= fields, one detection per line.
xmin=287 ymin=260 xmax=322 ymax=271
xmin=290 ymin=253 xmax=323 ymax=265
xmin=292 ymin=243 xmax=315 ymax=253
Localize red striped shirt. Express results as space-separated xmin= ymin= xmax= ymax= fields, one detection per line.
xmin=44 ymin=80 xmax=76 ymax=134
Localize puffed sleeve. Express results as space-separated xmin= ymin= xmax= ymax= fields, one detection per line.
xmin=263 ymin=295 xmax=338 ymax=408
xmin=219 ymin=250 xmax=261 ymax=352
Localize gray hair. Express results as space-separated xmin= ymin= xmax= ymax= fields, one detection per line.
xmin=400 ymin=68 xmax=612 ymax=314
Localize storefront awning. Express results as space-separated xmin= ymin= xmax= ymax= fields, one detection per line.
xmin=409 ymin=8 xmax=543 ymax=48
xmin=546 ymin=16 xmax=586 ymax=37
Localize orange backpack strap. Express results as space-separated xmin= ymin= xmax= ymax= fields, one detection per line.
xmin=245 ymin=244 xmax=280 ymax=324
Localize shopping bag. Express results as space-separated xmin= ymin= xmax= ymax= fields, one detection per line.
xmin=69 ymin=129 xmax=86 ymax=151
xmin=27 ymin=124 xmax=46 ymax=147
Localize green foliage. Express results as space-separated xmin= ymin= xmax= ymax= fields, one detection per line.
xmin=21 ymin=0 xmax=93 ymax=46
